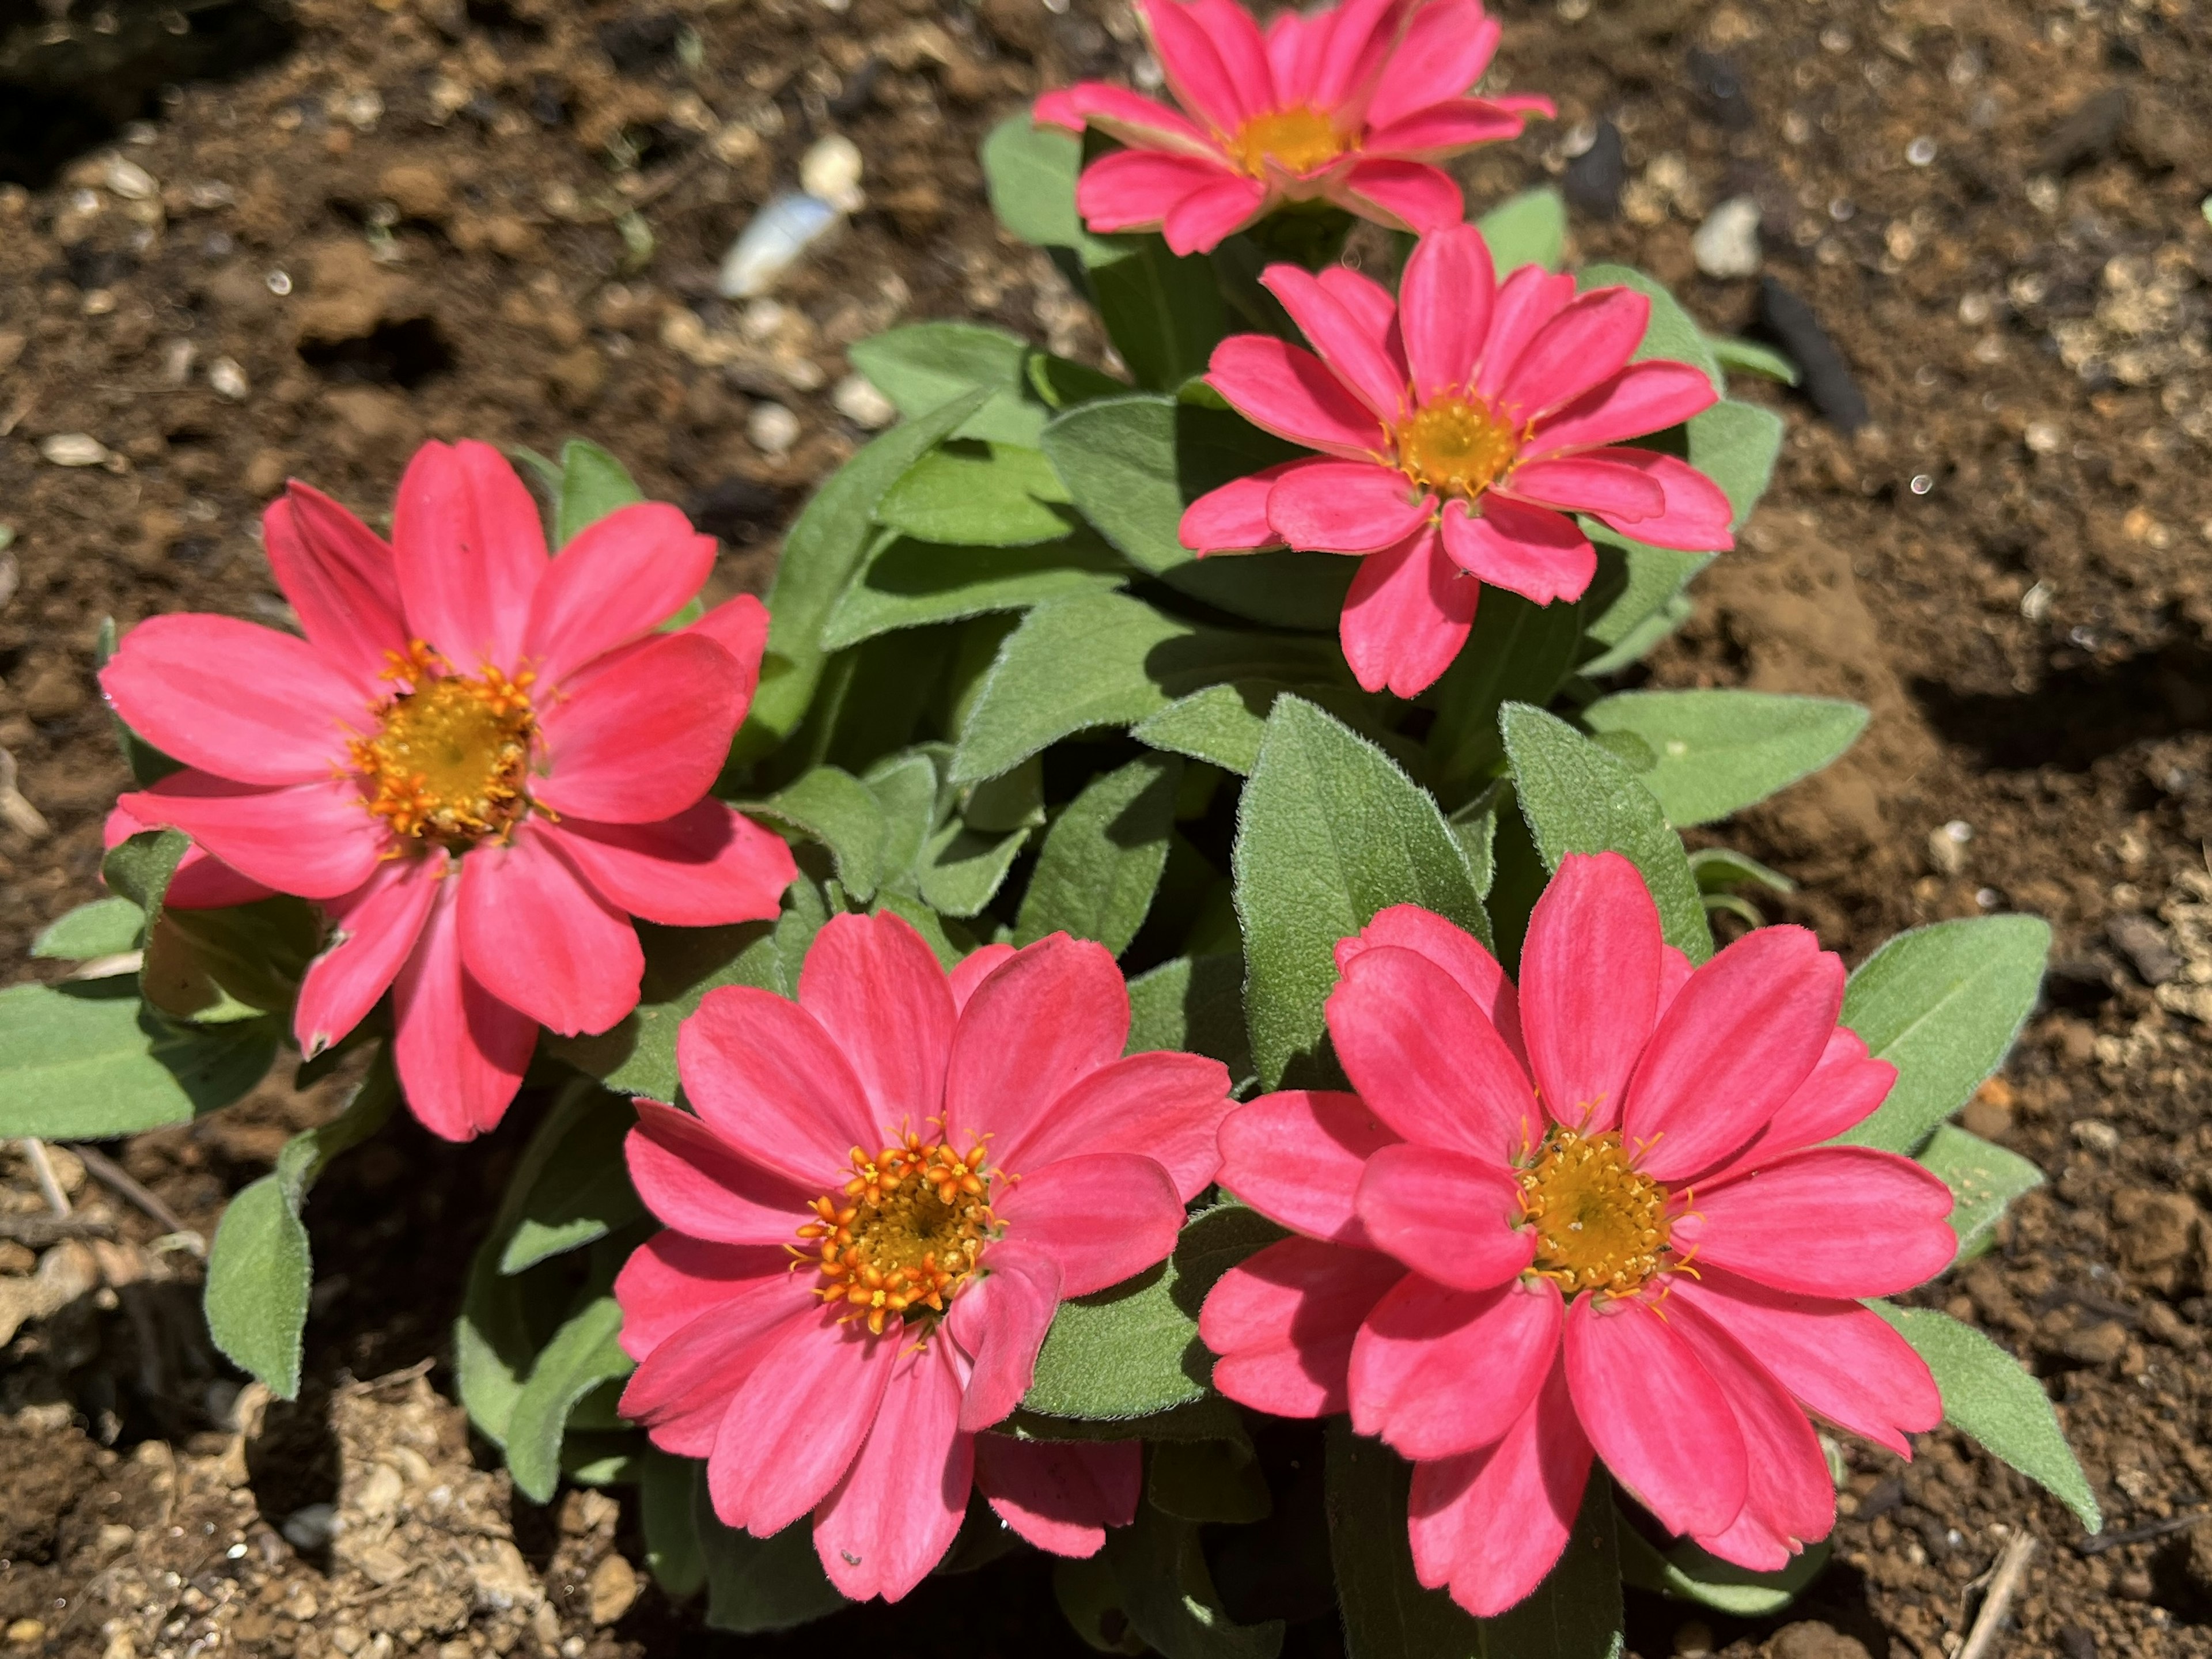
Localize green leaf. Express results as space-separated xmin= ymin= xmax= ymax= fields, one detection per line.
xmin=1103 ymin=1498 xmax=1283 ymax=1659
xmin=1134 ymin=679 xmax=1388 ymax=778
xmin=1580 ymin=690 xmax=1868 ymax=827
xmin=1616 ymin=1525 xmax=1829 ymax=1616
xmin=1578 ymin=264 xmax=1722 ymax=390
xmin=1872 ymin=1304 xmax=2100 ymax=1532
xmin=1688 ymin=846 xmax=1796 ymax=895
xmin=746 ymin=767 xmax=886 ymax=901
xmin=204 ymin=1054 xmax=398 ymax=1399
xmin=96 ymin=617 xmax=185 ymax=786
xmin=1427 ymin=591 xmax=1586 ymax=802
xmin=1017 ymin=753 xmax=1182 ymax=956
xmin=865 ymin=749 xmax=944 ymax=883
xmin=1916 ymin=1123 xmax=2046 ymax=1262
xmin=147 ymin=897 xmax=321 ymax=1026
xmin=847 ymin=321 xmax=1047 ymax=446
xmin=960 ymin=753 xmax=1047 ymax=832
xmin=1580 ymin=539 xmax=1712 ymax=675
xmin=498 ymin=1089 xmax=647 ymax=1275
xmin=32 ymin=896 xmax=145 ymax=960
xmin=1328 ymin=1421 xmax=1624 ymax=1659
xmin=1090 ymin=236 xmax=1227 ymax=392
xmin=1056 ymin=1554 xmax=1149 ymax=1655
xmin=1500 ymin=703 xmax=1711 ymax=962
xmin=877 ymin=440 xmax=1076 ymax=547
xmin=555 ymin=438 xmax=645 ymax=547
xmin=821 ymin=532 xmax=1127 ymax=650
xmin=1127 ymin=955 xmax=1254 ymax=1086
xmin=1834 ymin=915 xmax=2050 ymax=1154
xmin=0 ymin=979 xmax=274 ymax=1138
xmin=1236 ymin=697 xmax=1490 ymax=1091
xmin=1025 ymin=1203 xmax=1283 ymax=1421
xmin=1708 ymin=334 xmax=1800 ymax=385
xmin=1476 ymin=187 xmax=1567 ymax=273
xmin=916 ymin=819 xmax=1032 ymax=918
xmin=1031 ymin=349 xmax=1128 ymax=410
xmin=1004 ymin=1395 xmax=1252 ymax=1447
xmin=748 ymin=387 xmax=992 ymax=746
xmin=640 ymin=1450 xmax=708 ymax=1599
xmin=103 ymin=828 xmax=187 ymax=923
xmin=548 ymin=920 xmax=783 ymax=1097
xmin=981 ymin=112 xmax=1112 ymax=259
xmin=505 ymin=1289 xmax=634 ymax=1503
xmin=1687 ymin=400 xmax=1785 ymax=528
xmin=696 ymin=1494 xmax=847 ymax=1634
xmin=1150 ymin=1438 xmax=1272 ymax=1524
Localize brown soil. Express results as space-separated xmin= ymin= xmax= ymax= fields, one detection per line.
xmin=3 ymin=0 xmax=2211 ymax=1655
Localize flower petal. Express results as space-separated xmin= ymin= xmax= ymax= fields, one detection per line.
xmin=1306 ymin=0 xmax=1408 ymax=113
xmin=1077 ymin=150 xmax=1241 ymax=233
xmin=1528 ymin=362 xmax=1719 ymax=456
xmin=262 ymin=483 xmax=408 ymax=692
xmin=1180 ymin=461 xmax=1301 ymax=554
xmin=1363 ymin=0 xmax=1499 ymax=129
xmin=1187 ymin=0 xmax=1274 ymax=112
xmin=620 ymin=1285 xmax=811 ymax=1456
xmin=390 ymin=439 xmax=548 ymax=671
xmin=1496 ymin=288 xmax=1652 ymax=423
xmin=708 ymin=1315 xmax=898 ymax=1536
xmin=1327 ymin=158 xmax=1466 ymax=236
xmin=1364 ymin=99 xmax=1528 ymax=160
xmin=626 ymin=1099 xmax=816 ymax=1245
xmin=1582 ymin=449 xmax=1736 ymax=550
xmin=1400 ymin=224 xmax=1495 ymax=402
xmin=1349 ymin=1274 xmax=1561 ymax=1459
xmin=1438 ymin=497 xmax=1595 ymax=606
xmin=942 ymin=933 xmax=1128 ymax=1156
xmin=813 ymin=1344 xmax=974 ymax=1604
xmin=1339 ymin=525 xmax=1478 ymax=697
xmin=1668 ymin=1294 xmax=1835 ymax=1555
xmin=1262 ymin=264 xmax=1410 ymax=423
xmin=104 ymin=801 xmax=272 ymax=911
xmin=1562 ymin=1294 xmax=1745 ymax=1539
xmin=1138 ymin=0 xmax=1249 ymax=130
xmin=1673 ymin=1147 xmax=1957 ymax=1297
xmin=100 ymin=615 xmax=362 ymax=786
xmin=679 ymin=985 xmax=883 ymax=1188
xmin=1162 ymin=173 xmax=1271 ymax=255
xmin=1035 ymin=84 xmax=1219 ymax=158
xmin=1703 ymin=1027 xmax=1895 ymax=1182
xmin=522 ymin=503 xmax=718 ymax=687
xmin=117 ymin=772 xmax=388 ymax=900
xmin=533 ymin=631 xmax=745 ymax=824
xmin=456 ymin=820 xmax=642 ymax=1037
xmin=1354 ymin=1143 xmax=1535 ymax=1290
xmin=1475 ymin=266 xmax=1580 ymax=397
xmin=1622 ymin=925 xmax=1843 ymax=1181
xmin=974 ymin=1436 xmax=1140 ymax=1558
xmin=614 ymin=1232 xmax=794 ymax=1359
xmin=1207 ymin=335 xmax=1390 ymax=460
xmin=1333 ymin=904 xmax=1522 ymax=1063
xmin=1262 ymin=8 xmax=1325 ymax=106
xmin=1327 ymin=942 xmax=1537 ymax=1160
xmin=797 ymin=911 xmax=957 ymax=1135
xmin=949 ymin=943 xmax=1017 ymax=1013
xmin=994 ymin=1152 xmax=1182 ymax=1297
xmin=1266 ymin=458 xmax=1431 ymax=554
xmin=945 ymin=1243 xmax=1063 ymax=1431
xmin=1517 ymin=850 xmax=1661 ymax=1134
xmin=1500 ymin=454 xmax=1668 ymax=522
xmin=683 ymin=594 xmax=770 ymax=707
xmin=1317 ymin=266 xmax=1406 ymax=373
xmin=1200 ymin=1237 xmax=1405 ymax=1416
xmin=296 ymin=855 xmax=441 ymax=1056
xmin=391 ymin=877 xmax=534 ymax=1140
xmin=546 ymin=803 xmax=796 ymax=928
xmin=999 ymin=1051 xmax=1232 ymax=1203
xmin=1218 ymin=1090 xmax=1399 ymax=1245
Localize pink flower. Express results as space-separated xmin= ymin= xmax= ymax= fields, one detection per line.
xmin=1180 ymin=224 xmax=1737 ymax=696
xmin=1035 ymin=0 xmax=1550 ymax=255
xmin=104 ymin=796 xmax=274 ymax=911
xmin=1199 ymin=853 xmax=1957 ymax=1616
xmin=97 ymin=441 xmax=797 ymax=1139
xmin=613 ymin=912 xmax=1237 ymax=1601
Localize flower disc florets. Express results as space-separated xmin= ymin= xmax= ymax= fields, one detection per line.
xmin=1228 ymin=107 xmax=1349 ymax=177
xmin=1396 ymin=396 xmax=1524 ymax=501
xmin=798 ymin=1132 xmax=1000 ymax=1334
xmin=349 ymin=641 xmax=537 ymax=845
xmin=1517 ymin=1128 xmax=1672 ymax=1298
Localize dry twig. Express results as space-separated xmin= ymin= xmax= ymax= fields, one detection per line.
xmin=1959 ymin=1532 xmax=2038 ymax=1659
xmin=21 ymin=1137 xmax=71 ymax=1215
xmin=68 ymin=1142 xmax=202 ymax=1251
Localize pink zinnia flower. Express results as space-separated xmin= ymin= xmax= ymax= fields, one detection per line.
xmin=613 ymin=912 xmax=1237 ymax=1601
xmin=1035 ymin=0 xmax=1551 ymax=255
xmin=97 ymin=441 xmax=796 ymax=1138
xmin=1180 ymin=224 xmax=1737 ymax=696
xmin=1199 ymin=853 xmax=1957 ymax=1616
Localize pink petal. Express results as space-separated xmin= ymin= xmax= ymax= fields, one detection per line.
xmin=389 ymin=439 xmax=548 ymax=671
xmin=1037 ymin=84 xmax=1221 ymax=160
xmin=154 ymin=850 xmax=274 ymax=910
xmin=998 ymin=1051 xmax=1233 ymax=1203
xmin=1327 ymin=158 xmax=1466 ymax=235
xmin=533 ymin=631 xmax=744 ymax=824
xmin=1332 ymin=904 xmax=1522 ymax=1063
xmin=974 ymin=1436 xmax=1140 ymax=1558
xmin=1474 ymin=266 xmax=1580 ymax=397
xmin=1317 ymin=266 xmax=1406 ymax=368
xmin=1354 ymin=1143 xmax=1535 ymax=1290
xmin=522 ymin=502 xmax=717 ymax=687
xmin=262 ymin=483 xmax=408 ymax=693
xmin=1349 ymin=1274 xmax=1560 ymax=1459
xmin=813 ymin=1342 xmax=974 ymax=1603
xmin=1327 ymin=942 xmax=1537 ymax=1160
xmin=1180 ymin=462 xmax=1300 ymax=555
xmin=546 ymin=803 xmax=795 ymax=928
xmin=1206 ymin=335 xmax=1390 ymax=461
xmin=1438 ymin=498 xmax=1596 ymax=607
xmin=391 ymin=877 xmax=533 ymax=1140
xmin=1407 ymin=1354 xmax=1591 ymax=1619
xmin=456 ymin=821 xmax=642 ymax=1037
xmin=295 ymin=855 xmax=441 ymax=1056
xmin=1668 ymin=1295 xmax=1835 ymax=1554
xmin=1561 ymin=1294 xmax=1745 ymax=1539
xmin=942 ymin=933 xmax=1128 ymax=1156
xmin=1364 ymin=99 xmax=1527 ymax=160
xmin=1582 ymin=450 xmax=1736 ymax=550
xmin=1704 ymin=1028 xmax=1896 ymax=1182
xmin=1077 ymin=150 xmax=1241 ymax=234
xmin=1200 ymin=1237 xmax=1406 ymax=1416
xmin=1217 ymin=1090 xmax=1399 ymax=1245
xmin=1500 ymin=454 xmax=1669 ymax=522
xmin=100 ymin=614 xmax=363 ymax=786
xmin=116 ymin=772 xmax=388 ymax=901
xmin=1162 ymin=173 xmax=1271 ymax=255
xmin=949 ymin=943 xmax=1017 ymax=1013
xmin=797 ymin=911 xmax=957 ymax=1135
xmin=708 ymin=1314 xmax=897 ymax=1536
xmin=1307 ymin=0 xmax=1408 ymax=114
xmin=1666 ymin=1267 xmax=1941 ymax=1456
xmin=945 ymin=1243 xmax=1063 ymax=1431
xmin=679 ymin=986 xmax=884 ymax=1188
xmin=1362 ymin=0 xmax=1499 ymax=129
xmin=1339 ymin=525 xmax=1477 ymax=696
xmin=1622 ymin=926 xmax=1843 ymax=1182
xmin=1263 ymin=8 xmax=1325 ymax=106
xmin=1262 ymin=264 xmax=1410 ymax=422
xmin=621 ymin=1289 xmax=812 ymax=1456
xmin=995 ymin=1152 xmax=1182 ymax=1297
xmin=1528 ymin=362 xmax=1719 ymax=456
xmin=614 ymin=1232 xmax=795 ymax=1359
xmin=626 ymin=1099 xmax=816 ymax=1245
xmin=1497 ymin=289 xmax=1652 ymax=423
xmin=1517 ymin=851 xmax=1661 ymax=1134
xmin=1266 ymin=458 xmax=1431 ymax=554
xmin=1399 ymin=224 xmax=1495 ymax=402
xmin=1138 ymin=0 xmax=1248 ymax=129
xmin=1188 ymin=0 xmax=1275 ymax=111
xmin=1674 ymin=1147 xmax=1957 ymax=1297
xmin=683 ymin=593 xmax=770 ymax=707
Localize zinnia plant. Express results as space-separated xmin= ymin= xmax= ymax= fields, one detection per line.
xmin=1036 ymin=0 xmax=1551 ymax=253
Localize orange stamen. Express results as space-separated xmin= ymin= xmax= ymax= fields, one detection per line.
xmin=1517 ymin=1127 xmax=1673 ymax=1301
xmin=348 ymin=639 xmax=537 ymax=846
xmin=796 ymin=1131 xmax=1001 ymax=1337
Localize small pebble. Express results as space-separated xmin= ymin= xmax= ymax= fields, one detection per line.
xmin=2071 ymin=1119 xmax=2119 ymax=1154
xmin=747 ymin=402 xmax=801 ymax=457
xmin=1692 ymin=195 xmax=1762 ymax=278
xmin=831 ymin=373 xmax=896 ymax=429
xmin=40 ymin=432 xmax=111 ymax=467
xmin=799 ymin=133 xmax=865 ymax=212
xmin=281 ymin=1502 xmax=338 ymax=1551
xmin=103 ymin=155 xmax=157 ymax=200
xmin=207 ymin=357 xmax=249 ymax=401
xmin=1926 ymin=819 xmax=1971 ymax=877
xmin=717 ymin=192 xmax=839 ymax=299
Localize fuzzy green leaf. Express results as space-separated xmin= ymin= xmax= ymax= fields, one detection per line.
xmin=1150 ymin=1438 xmax=1272 ymax=1524
xmin=1426 ymin=590 xmax=1586 ymax=802
xmin=1580 ymin=690 xmax=1868 ymax=827
xmin=1089 ymin=237 xmax=1226 ymax=392
xmin=1017 ymin=753 xmax=1182 ymax=956
xmin=1580 ymin=538 xmax=1712 ymax=675
xmin=1688 ymin=400 xmax=1785 ymax=527
xmin=917 ymin=820 xmax=1031 ymax=918
xmin=640 ymin=1450 xmax=709 ymax=1599
xmin=555 ymin=439 xmax=645 ymax=547
xmin=846 ymin=321 xmax=1047 ymax=446
xmin=498 ymin=1089 xmax=647 ymax=1275
xmin=31 ymin=896 xmax=145 ymax=961
xmin=0 ymin=978 xmax=276 ymax=1139
xmin=505 ymin=1289 xmax=634 ymax=1503
xmin=747 ymin=766 xmax=887 ymax=901
xmin=1103 ymin=1499 xmax=1283 ymax=1659
xmin=981 ymin=113 xmax=1113 ymax=259
xmin=1616 ymin=1525 xmax=1828 ymax=1616
xmin=1578 ymin=264 xmax=1722 ymax=390
xmin=1916 ymin=1123 xmax=2046 ymax=1262
xmin=877 ymin=440 xmax=1077 ymax=547
xmin=1709 ymin=334 xmax=1800 ymax=385
xmin=1476 ymin=187 xmax=1567 ymax=273
xmin=821 ymin=533 xmax=1127 ymax=650
xmin=1133 ymin=679 xmax=1392 ymax=778
xmin=696 ymin=1497 xmax=847 ymax=1634
xmin=1126 ymin=955 xmax=1254 ymax=1085
xmin=547 ymin=920 xmax=783 ymax=1097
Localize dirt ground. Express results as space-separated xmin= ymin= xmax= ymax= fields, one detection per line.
xmin=3 ymin=0 xmax=2211 ymax=1654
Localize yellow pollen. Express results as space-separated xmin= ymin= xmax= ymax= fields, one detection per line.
xmin=1228 ymin=107 xmax=1349 ymax=177
xmin=349 ymin=641 xmax=536 ymax=846
xmin=1396 ymin=396 xmax=1523 ymax=501
xmin=1517 ymin=1128 xmax=1673 ymax=1300
xmin=793 ymin=1132 xmax=999 ymax=1336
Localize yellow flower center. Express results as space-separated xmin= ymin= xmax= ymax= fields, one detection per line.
xmin=796 ymin=1134 xmax=999 ymax=1335
xmin=349 ymin=642 xmax=536 ymax=846
xmin=1517 ymin=1129 xmax=1673 ymax=1300
xmin=1396 ymin=396 xmax=1524 ymax=501
xmin=1228 ymin=107 xmax=1349 ymax=177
